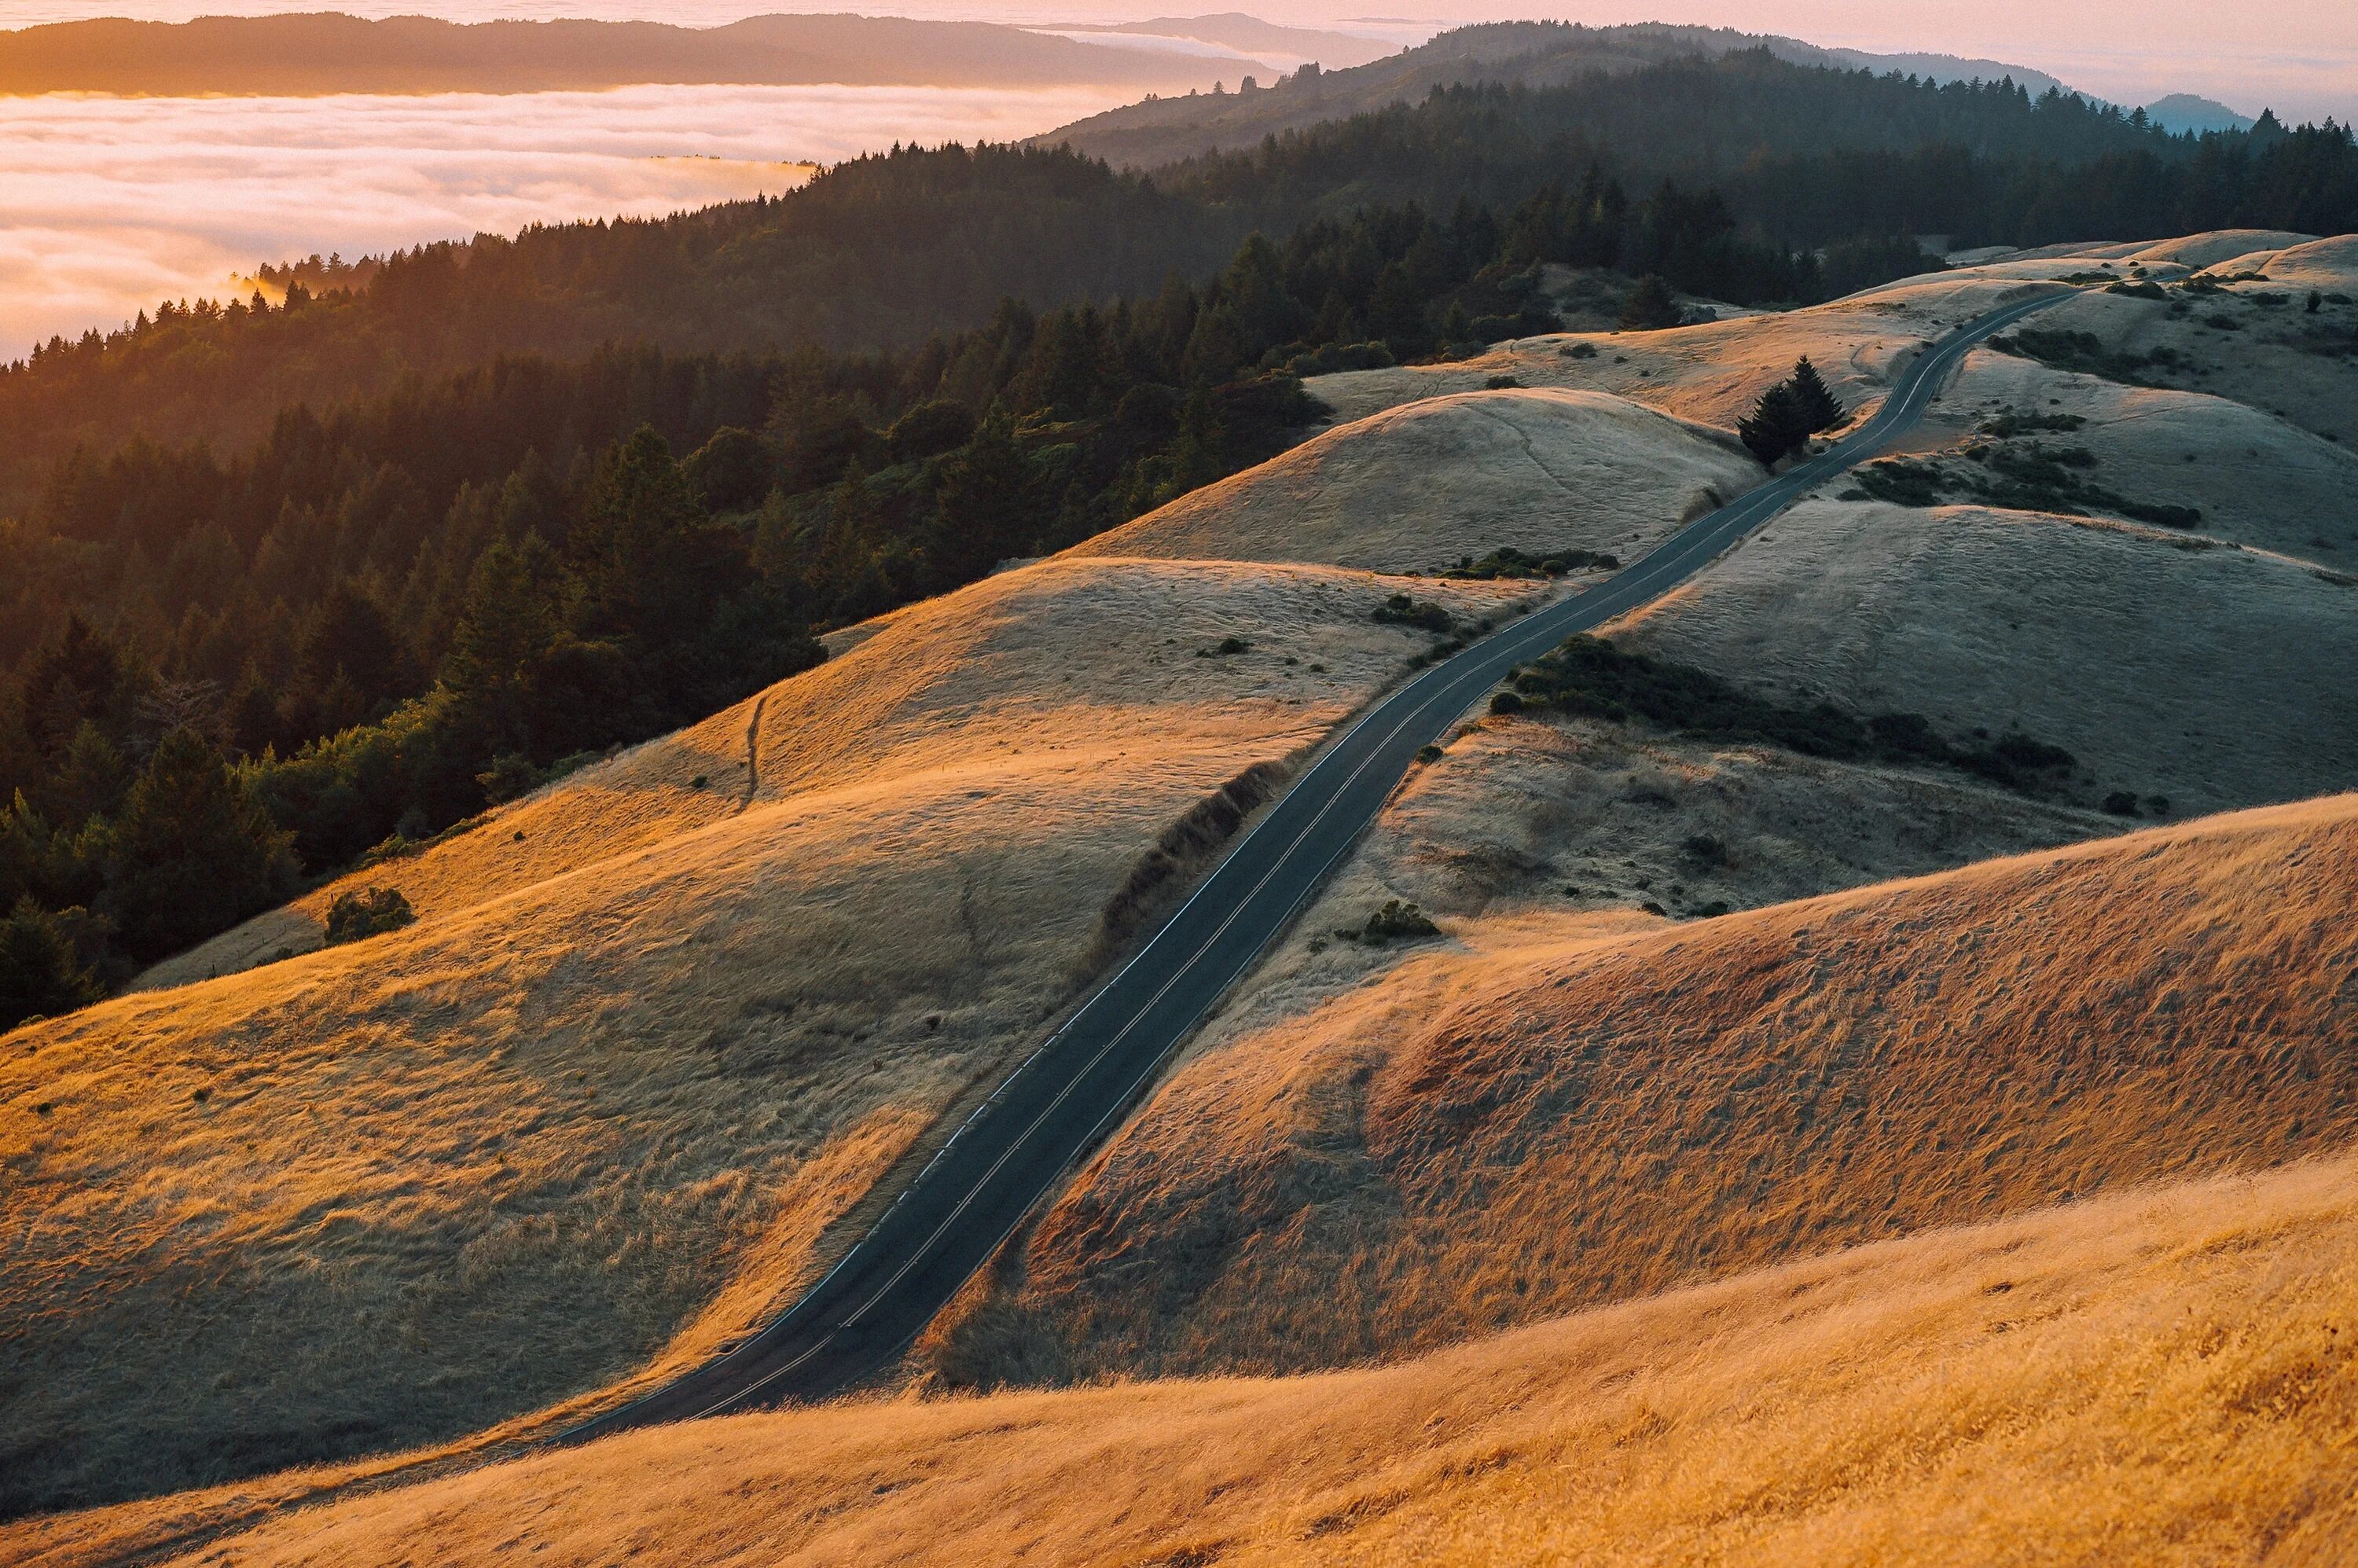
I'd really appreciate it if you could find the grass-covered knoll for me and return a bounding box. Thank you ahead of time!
[924,794,2358,1387]
[1063,387,1759,573]
[1605,494,2358,818]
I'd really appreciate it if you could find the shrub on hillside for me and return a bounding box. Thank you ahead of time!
[1342,899,1442,944]
[886,398,978,463]
[323,886,416,946]
[1438,546,1617,580]
[1372,593,1456,633]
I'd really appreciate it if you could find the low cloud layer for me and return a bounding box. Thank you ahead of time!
[0,81,1137,355]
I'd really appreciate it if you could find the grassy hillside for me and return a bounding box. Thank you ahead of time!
[920,237,2358,1389]
[9,230,2355,1544]
[17,1151,2356,1565]
[1063,387,1761,571]
[927,793,2358,1385]
[0,553,1530,1516]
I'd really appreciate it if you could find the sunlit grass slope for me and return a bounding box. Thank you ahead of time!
[17,1150,2355,1566]
[928,794,2358,1385]
[1062,386,1761,571]
[0,553,1528,1517]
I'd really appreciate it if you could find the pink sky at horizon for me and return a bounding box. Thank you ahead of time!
[2,1,2349,121]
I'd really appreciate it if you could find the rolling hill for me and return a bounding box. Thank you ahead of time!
[6,230,2358,1560]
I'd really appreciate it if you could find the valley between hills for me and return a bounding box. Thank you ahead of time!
[6,226,2356,1563]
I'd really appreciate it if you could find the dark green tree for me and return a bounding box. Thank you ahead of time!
[930,411,1033,580]
[42,721,130,832]
[1738,380,1811,467]
[298,581,409,711]
[0,895,105,1031]
[1618,273,1681,330]
[441,531,567,750]
[1787,356,1844,431]
[102,729,298,962]
[22,615,139,755]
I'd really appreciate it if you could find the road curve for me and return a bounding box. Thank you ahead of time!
[569,284,2069,1438]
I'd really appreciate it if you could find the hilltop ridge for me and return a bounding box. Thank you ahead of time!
[1032,19,2087,168]
[0,13,1252,97]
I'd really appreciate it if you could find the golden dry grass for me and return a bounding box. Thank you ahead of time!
[2040,242,2358,449]
[0,555,1530,1518]
[1891,346,2358,557]
[1303,266,2073,432]
[2123,228,2320,270]
[15,1148,2356,1567]
[1607,494,2358,819]
[1062,387,1761,571]
[1306,233,2357,452]
[14,226,2352,1541]
[927,794,2358,1385]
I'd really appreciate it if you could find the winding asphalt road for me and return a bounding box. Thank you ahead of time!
[570,284,2068,1438]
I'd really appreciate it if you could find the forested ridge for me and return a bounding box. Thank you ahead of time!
[4,40,2356,1027]
[7,46,2352,501]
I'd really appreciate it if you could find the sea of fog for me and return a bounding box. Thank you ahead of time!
[0,81,1147,356]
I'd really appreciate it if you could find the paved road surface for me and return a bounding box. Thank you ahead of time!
[570,285,2067,1438]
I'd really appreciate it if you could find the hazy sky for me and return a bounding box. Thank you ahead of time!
[3,1,2350,121]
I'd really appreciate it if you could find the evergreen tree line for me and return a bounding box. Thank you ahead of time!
[2,46,2349,503]
[1,194,1555,1026]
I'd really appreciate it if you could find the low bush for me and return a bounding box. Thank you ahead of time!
[1438,545,1618,580]
[1851,457,1946,506]
[1991,329,2185,384]
[1857,436,2202,528]
[1284,340,1395,377]
[323,886,416,946]
[1618,274,1681,330]
[1372,593,1456,633]
[1339,899,1442,944]
[1682,832,1729,865]
[1088,762,1287,968]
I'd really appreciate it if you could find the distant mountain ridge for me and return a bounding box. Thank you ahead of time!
[2146,92,2256,134]
[1034,20,2099,168]
[0,11,1251,96]
[1062,13,1395,72]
